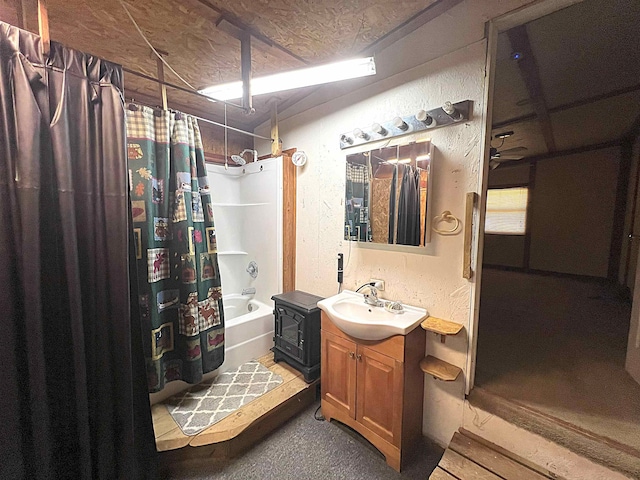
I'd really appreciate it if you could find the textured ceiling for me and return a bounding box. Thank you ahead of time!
[492,0,640,162]
[0,0,438,131]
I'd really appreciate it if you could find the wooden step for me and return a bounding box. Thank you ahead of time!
[467,387,640,479]
[152,353,317,453]
[430,429,556,479]
[421,316,463,343]
[420,355,462,381]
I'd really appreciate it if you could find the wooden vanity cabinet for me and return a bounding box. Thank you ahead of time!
[320,312,426,472]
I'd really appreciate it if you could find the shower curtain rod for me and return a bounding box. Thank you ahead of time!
[190,113,272,141]
[123,78,273,141]
[123,66,244,110]
[126,97,273,141]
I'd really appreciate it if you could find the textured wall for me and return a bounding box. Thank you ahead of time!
[255,0,535,446]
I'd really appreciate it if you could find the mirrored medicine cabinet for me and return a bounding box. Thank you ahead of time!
[344,140,433,248]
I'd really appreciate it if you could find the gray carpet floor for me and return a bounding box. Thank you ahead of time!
[161,401,443,479]
[476,269,640,452]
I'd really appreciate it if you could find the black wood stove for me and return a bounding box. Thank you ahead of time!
[271,290,323,383]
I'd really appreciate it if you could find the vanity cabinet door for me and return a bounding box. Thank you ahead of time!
[356,346,403,446]
[321,331,357,419]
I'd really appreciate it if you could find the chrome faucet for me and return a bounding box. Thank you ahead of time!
[355,283,383,307]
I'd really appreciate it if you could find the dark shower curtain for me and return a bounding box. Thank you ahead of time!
[0,22,156,479]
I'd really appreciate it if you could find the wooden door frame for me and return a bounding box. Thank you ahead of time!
[281,148,297,292]
[466,0,585,394]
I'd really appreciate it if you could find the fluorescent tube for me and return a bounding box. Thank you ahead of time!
[199,56,376,101]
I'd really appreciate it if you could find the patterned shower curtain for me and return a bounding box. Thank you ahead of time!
[126,105,225,393]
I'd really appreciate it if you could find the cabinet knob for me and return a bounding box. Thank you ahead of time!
[349,351,355,359]
[356,354,362,361]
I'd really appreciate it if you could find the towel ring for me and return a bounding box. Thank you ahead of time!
[432,210,461,235]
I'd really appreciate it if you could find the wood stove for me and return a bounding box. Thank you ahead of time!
[271,290,323,383]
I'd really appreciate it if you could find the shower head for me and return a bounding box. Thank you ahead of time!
[230,154,246,165]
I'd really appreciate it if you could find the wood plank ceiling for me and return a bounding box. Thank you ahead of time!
[491,0,640,163]
[0,0,440,131]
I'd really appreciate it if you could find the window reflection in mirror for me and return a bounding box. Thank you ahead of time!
[345,140,433,247]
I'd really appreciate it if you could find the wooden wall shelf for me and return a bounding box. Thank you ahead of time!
[421,316,463,343]
[420,355,462,382]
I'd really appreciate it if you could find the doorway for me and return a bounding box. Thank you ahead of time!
[473,0,640,463]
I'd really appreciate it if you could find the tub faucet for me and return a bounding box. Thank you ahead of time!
[242,287,256,296]
[355,283,383,307]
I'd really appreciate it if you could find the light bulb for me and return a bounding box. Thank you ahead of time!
[415,110,434,126]
[393,116,408,131]
[371,123,387,135]
[353,128,369,140]
[443,101,461,120]
[340,134,353,145]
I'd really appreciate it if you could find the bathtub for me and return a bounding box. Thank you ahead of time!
[220,294,275,374]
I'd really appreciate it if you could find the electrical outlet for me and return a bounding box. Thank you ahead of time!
[370,279,385,291]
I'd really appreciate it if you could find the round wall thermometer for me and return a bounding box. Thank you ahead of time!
[292,151,308,167]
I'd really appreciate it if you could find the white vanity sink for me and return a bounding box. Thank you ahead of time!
[317,290,428,341]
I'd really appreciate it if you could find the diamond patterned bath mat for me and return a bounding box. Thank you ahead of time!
[165,360,283,436]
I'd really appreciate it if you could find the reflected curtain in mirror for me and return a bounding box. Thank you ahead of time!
[345,141,433,247]
[345,156,372,241]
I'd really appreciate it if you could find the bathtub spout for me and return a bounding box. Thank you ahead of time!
[242,287,256,296]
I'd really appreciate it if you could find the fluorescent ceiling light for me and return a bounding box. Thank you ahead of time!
[199,56,376,101]
[387,159,411,164]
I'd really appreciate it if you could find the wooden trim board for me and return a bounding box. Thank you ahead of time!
[431,428,555,480]
[463,192,476,279]
[457,429,560,480]
[449,432,549,480]
[282,147,296,292]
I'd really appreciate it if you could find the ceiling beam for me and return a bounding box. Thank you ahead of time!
[361,0,464,55]
[498,139,622,168]
[194,0,309,65]
[507,25,556,152]
[493,82,640,130]
[240,32,252,112]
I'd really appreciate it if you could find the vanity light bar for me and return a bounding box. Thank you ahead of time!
[339,100,472,150]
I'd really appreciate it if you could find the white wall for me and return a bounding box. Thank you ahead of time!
[255,0,534,446]
[207,158,283,305]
